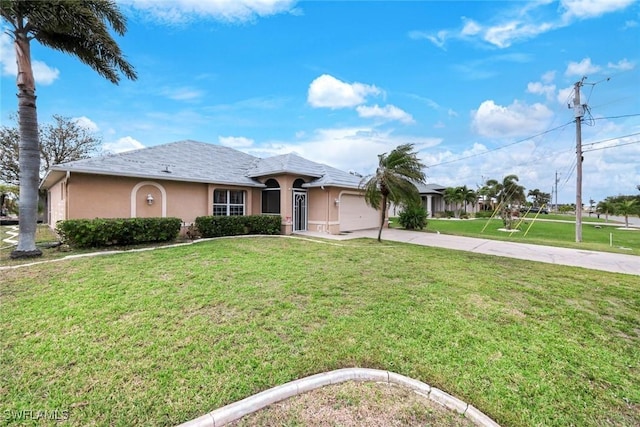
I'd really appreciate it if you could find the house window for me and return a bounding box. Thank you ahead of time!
[213,189,245,216]
[262,179,280,214]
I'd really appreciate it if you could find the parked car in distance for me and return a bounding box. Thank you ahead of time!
[520,207,549,214]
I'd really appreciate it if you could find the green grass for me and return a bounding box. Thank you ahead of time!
[414,218,640,256]
[1,237,638,426]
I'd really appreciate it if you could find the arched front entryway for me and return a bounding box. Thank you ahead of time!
[292,178,307,232]
[131,181,167,218]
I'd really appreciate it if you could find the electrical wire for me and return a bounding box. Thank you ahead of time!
[426,121,574,168]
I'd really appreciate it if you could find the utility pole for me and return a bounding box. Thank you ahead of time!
[572,77,586,242]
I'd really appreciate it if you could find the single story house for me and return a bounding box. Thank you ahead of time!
[415,182,447,217]
[40,140,384,235]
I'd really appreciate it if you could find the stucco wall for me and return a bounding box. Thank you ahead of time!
[66,173,211,224]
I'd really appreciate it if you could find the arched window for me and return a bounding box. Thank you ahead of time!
[262,179,280,214]
[293,178,306,189]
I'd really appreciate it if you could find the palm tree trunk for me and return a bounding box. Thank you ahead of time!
[377,194,387,242]
[11,34,42,258]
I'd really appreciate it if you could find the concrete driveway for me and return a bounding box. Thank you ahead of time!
[311,228,640,276]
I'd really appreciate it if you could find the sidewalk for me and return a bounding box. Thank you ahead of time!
[297,228,640,276]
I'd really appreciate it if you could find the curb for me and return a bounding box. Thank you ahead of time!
[176,368,500,427]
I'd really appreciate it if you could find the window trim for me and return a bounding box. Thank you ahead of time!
[213,189,245,216]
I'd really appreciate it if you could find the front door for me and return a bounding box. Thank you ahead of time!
[293,190,307,232]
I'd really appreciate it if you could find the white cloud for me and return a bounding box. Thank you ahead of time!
[557,85,575,105]
[218,135,254,147]
[244,127,441,176]
[356,104,414,124]
[73,116,100,132]
[461,17,482,36]
[416,0,634,49]
[472,100,554,138]
[0,32,60,85]
[527,81,556,101]
[560,0,635,20]
[607,58,634,71]
[124,0,298,24]
[103,136,145,153]
[565,58,601,77]
[160,86,204,101]
[307,74,381,109]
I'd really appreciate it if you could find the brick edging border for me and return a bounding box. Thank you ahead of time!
[177,368,500,427]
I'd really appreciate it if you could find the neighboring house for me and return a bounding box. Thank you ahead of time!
[415,182,447,217]
[40,140,382,235]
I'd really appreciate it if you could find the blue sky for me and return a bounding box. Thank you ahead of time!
[1,0,639,204]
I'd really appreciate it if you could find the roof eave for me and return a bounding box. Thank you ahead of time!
[42,168,266,188]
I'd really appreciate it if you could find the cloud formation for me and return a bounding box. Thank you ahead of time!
[0,32,60,85]
[307,74,381,109]
[103,136,145,153]
[414,0,634,49]
[124,0,298,24]
[356,104,414,124]
[472,100,554,138]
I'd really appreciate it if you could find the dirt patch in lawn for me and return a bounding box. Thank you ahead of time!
[231,381,477,427]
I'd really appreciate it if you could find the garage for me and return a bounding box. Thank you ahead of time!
[339,193,380,232]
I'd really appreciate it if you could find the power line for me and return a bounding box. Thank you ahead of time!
[426,121,574,168]
[583,139,640,153]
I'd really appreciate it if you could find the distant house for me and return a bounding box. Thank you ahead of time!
[40,140,383,235]
[415,182,447,217]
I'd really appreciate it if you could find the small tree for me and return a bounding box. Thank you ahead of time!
[1,114,102,184]
[615,200,638,228]
[362,144,426,242]
[398,200,427,230]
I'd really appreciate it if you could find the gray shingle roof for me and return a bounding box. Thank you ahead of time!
[42,140,263,187]
[40,140,365,190]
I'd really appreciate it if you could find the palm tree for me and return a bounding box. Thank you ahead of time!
[461,185,477,214]
[596,200,615,222]
[2,0,137,258]
[615,200,638,228]
[443,187,460,216]
[492,174,525,230]
[362,144,426,242]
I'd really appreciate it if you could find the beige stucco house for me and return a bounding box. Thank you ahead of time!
[40,140,383,235]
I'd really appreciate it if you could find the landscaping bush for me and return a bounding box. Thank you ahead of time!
[195,215,281,238]
[56,217,182,248]
[398,202,427,230]
[475,211,495,219]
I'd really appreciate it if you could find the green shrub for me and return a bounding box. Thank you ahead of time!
[56,217,182,248]
[398,202,427,230]
[474,211,495,219]
[195,215,281,238]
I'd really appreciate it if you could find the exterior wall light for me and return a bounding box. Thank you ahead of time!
[334,198,340,206]
[146,194,154,205]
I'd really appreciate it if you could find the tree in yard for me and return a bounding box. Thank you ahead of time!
[0,184,19,216]
[486,174,525,230]
[443,186,461,217]
[2,0,137,258]
[0,123,20,185]
[461,185,477,214]
[0,114,102,184]
[596,199,615,223]
[527,188,551,208]
[362,143,426,242]
[615,199,638,228]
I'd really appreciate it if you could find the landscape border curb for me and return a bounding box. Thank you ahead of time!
[176,368,500,427]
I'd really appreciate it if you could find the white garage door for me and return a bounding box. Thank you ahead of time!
[339,194,380,232]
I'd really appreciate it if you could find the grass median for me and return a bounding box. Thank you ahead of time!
[1,237,638,426]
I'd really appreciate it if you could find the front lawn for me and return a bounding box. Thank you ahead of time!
[1,237,638,426]
[417,218,640,255]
